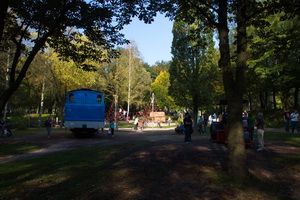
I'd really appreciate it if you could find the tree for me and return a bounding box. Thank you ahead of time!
[139,0,252,178]
[145,61,171,81]
[169,18,217,123]
[248,13,300,110]
[0,0,158,115]
[151,71,175,111]
[103,43,152,115]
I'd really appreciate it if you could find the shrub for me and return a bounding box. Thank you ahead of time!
[9,116,30,130]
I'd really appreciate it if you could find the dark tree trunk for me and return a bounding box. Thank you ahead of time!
[281,88,291,110]
[294,87,299,109]
[265,91,268,110]
[217,0,248,179]
[259,92,265,110]
[0,0,9,43]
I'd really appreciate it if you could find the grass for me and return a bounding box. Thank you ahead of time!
[0,142,151,200]
[0,142,40,157]
[0,140,295,200]
[263,130,300,147]
[1,126,299,199]
[0,132,299,199]
[12,128,47,137]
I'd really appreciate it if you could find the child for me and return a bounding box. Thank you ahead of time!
[109,120,115,136]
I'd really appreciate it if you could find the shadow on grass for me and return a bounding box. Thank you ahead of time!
[0,136,299,199]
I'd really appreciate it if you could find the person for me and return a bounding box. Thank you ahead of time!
[283,109,291,132]
[157,120,162,128]
[290,110,299,134]
[134,117,139,131]
[255,112,265,151]
[45,117,52,138]
[167,117,171,126]
[183,113,193,143]
[218,112,223,123]
[139,119,144,130]
[203,113,208,134]
[197,115,203,134]
[175,122,184,134]
[243,109,248,118]
[109,120,115,136]
[247,113,255,142]
[212,113,217,122]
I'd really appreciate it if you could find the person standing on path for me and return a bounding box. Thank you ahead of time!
[255,113,265,151]
[183,113,193,143]
[290,110,299,134]
[109,120,115,136]
[283,109,291,132]
[247,113,255,142]
[45,117,52,138]
[203,113,208,134]
[134,116,139,131]
[197,115,203,134]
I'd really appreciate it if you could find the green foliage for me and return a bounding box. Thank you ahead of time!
[247,13,300,110]
[177,117,183,124]
[8,116,29,130]
[103,44,152,111]
[145,61,171,81]
[169,19,218,112]
[151,71,175,111]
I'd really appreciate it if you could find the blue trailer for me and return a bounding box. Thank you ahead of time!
[64,88,105,133]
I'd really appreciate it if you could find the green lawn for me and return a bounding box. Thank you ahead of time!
[263,130,300,147]
[0,132,299,199]
[0,142,40,157]
[0,142,151,199]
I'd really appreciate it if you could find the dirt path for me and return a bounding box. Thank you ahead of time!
[0,128,198,164]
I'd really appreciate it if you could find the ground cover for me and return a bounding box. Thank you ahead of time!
[0,128,299,200]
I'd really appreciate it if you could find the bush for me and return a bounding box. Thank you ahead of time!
[9,116,30,130]
[177,117,183,124]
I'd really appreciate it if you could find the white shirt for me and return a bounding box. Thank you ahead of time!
[134,118,139,124]
[291,113,299,122]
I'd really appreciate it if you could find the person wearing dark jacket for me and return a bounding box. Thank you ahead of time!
[183,114,193,143]
[45,117,52,138]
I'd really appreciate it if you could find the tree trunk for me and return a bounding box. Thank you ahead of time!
[0,30,52,114]
[0,0,9,43]
[217,0,248,179]
[259,92,265,110]
[280,88,291,110]
[265,91,268,110]
[294,87,299,109]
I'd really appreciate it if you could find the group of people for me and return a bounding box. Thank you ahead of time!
[133,116,147,130]
[284,109,299,134]
[181,111,266,151]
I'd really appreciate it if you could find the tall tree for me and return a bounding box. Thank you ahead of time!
[248,13,300,110]
[103,43,151,114]
[0,0,158,114]
[151,71,175,111]
[144,0,253,178]
[169,18,217,123]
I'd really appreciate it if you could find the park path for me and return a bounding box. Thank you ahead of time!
[0,128,213,164]
[0,127,290,164]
